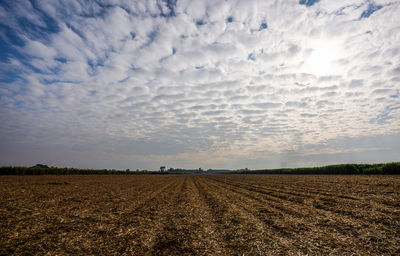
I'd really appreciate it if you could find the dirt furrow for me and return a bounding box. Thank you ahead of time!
[214,175,400,211]
[1,175,399,256]
[208,176,399,228]
[203,176,399,255]
[195,176,294,255]
[125,177,185,255]
[1,176,180,255]
[200,177,361,255]
[149,176,227,255]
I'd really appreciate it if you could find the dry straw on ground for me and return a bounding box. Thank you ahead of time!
[1,175,399,255]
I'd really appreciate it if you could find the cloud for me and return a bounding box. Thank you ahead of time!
[251,102,282,109]
[0,0,400,169]
[349,79,363,88]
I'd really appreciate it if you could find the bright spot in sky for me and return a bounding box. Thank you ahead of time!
[303,40,343,76]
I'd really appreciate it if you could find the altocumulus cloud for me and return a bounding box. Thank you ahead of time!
[0,0,399,170]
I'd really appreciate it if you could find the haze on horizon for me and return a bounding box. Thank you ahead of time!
[0,0,399,171]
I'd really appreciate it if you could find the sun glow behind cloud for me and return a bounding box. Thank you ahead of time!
[0,0,399,170]
[302,39,345,76]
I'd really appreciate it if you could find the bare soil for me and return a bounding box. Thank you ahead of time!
[1,175,399,255]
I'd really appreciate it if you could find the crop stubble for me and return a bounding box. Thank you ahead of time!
[1,175,399,255]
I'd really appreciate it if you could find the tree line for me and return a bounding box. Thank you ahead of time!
[1,162,399,175]
[0,166,183,175]
[229,162,400,175]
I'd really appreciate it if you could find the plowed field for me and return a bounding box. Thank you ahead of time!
[1,175,399,255]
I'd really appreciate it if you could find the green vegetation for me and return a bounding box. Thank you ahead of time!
[230,162,400,175]
[0,166,187,175]
[1,162,399,175]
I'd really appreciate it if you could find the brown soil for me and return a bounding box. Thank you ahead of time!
[1,175,399,255]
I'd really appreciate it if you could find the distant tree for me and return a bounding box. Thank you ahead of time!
[160,166,166,172]
[32,164,49,168]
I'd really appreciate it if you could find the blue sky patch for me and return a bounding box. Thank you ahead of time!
[370,105,400,125]
[259,22,268,31]
[196,20,206,26]
[248,53,256,61]
[360,3,383,19]
[299,0,320,7]
[159,0,177,17]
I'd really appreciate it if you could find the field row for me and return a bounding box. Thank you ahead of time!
[1,175,399,255]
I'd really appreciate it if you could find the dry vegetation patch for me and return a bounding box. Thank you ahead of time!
[1,175,399,255]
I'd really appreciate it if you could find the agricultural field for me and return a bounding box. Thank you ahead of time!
[1,175,399,255]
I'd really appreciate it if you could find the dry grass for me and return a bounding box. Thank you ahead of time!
[1,175,399,255]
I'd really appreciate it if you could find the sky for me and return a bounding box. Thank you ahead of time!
[0,0,399,170]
